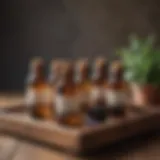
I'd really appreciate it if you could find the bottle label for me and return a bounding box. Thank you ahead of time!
[55,94,80,116]
[25,88,36,107]
[36,88,53,104]
[77,90,90,105]
[90,87,105,102]
[106,90,126,107]
[25,87,53,107]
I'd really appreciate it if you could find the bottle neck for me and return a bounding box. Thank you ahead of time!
[27,71,45,85]
[63,72,75,86]
[75,71,89,84]
[48,71,59,85]
[92,69,107,85]
[108,71,124,89]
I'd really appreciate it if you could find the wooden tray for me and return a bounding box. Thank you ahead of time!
[0,107,159,155]
[0,93,24,113]
[132,105,160,114]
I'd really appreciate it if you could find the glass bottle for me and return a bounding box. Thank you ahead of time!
[86,58,108,125]
[25,58,53,120]
[90,58,109,102]
[48,60,61,87]
[74,59,92,112]
[54,62,84,127]
[92,58,108,87]
[106,60,127,117]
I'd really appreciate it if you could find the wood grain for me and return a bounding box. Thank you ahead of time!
[0,93,159,159]
[80,110,159,152]
[0,135,19,160]
[0,113,81,153]
[0,93,24,113]
[0,108,159,155]
[12,141,80,160]
[10,132,160,160]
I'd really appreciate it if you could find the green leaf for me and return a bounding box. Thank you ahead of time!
[118,35,160,85]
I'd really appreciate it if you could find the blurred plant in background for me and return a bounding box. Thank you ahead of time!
[118,35,160,86]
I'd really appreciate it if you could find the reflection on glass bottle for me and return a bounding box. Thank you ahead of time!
[25,58,53,120]
[86,58,108,125]
[74,59,92,112]
[55,63,84,127]
[48,60,61,87]
[106,60,127,117]
[90,58,108,103]
[91,58,108,87]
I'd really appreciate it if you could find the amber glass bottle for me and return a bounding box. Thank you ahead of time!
[90,58,109,102]
[107,60,127,116]
[48,60,61,87]
[86,58,108,125]
[74,59,92,112]
[92,58,108,87]
[54,62,84,127]
[25,58,53,120]
[48,60,63,120]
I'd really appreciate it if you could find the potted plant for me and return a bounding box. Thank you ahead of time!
[118,35,160,106]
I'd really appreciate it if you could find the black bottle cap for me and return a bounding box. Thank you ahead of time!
[87,103,107,122]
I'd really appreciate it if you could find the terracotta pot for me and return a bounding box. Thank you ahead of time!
[131,83,160,106]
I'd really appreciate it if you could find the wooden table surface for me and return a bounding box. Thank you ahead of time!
[0,93,160,160]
